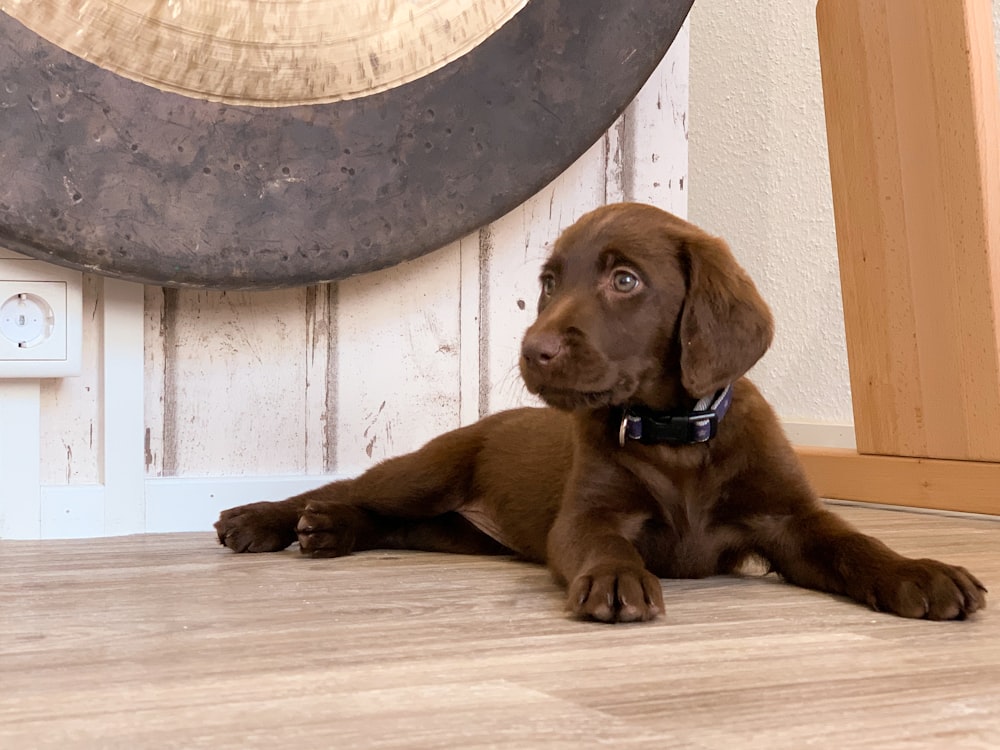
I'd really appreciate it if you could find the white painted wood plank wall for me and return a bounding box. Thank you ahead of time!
[1,24,690,538]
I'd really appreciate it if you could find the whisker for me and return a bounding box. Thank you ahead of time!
[489,363,540,412]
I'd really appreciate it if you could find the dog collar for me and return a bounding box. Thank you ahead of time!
[616,384,734,447]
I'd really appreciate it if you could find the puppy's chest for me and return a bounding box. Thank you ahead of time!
[622,457,738,577]
[639,509,742,579]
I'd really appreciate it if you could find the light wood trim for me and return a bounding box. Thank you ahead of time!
[816,0,1000,461]
[796,446,1000,516]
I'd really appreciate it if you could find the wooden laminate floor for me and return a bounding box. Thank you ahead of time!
[2,503,999,749]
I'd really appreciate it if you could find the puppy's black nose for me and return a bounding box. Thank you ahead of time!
[521,331,563,367]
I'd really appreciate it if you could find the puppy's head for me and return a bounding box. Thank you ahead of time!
[519,203,773,412]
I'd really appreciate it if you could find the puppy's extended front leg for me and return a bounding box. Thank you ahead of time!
[760,508,987,620]
[214,482,393,555]
[547,509,664,623]
[215,495,310,553]
[216,421,489,556]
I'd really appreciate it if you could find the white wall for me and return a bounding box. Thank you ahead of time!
[688,0,1000,440]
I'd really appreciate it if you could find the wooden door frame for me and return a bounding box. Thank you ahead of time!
[801,0,1000,516]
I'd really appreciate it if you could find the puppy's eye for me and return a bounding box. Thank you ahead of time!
[540,274,556,296]
[611,268,641,293]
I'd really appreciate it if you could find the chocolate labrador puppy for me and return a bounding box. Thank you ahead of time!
[216,202,986,622]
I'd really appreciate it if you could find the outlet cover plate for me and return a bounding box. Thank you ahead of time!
[0,256,82,377]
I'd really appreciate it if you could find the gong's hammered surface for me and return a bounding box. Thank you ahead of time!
[0,1,693,288]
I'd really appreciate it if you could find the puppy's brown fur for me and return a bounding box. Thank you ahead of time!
[216,203,986,622]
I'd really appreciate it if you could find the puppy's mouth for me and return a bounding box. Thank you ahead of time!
[525,378,635,411]
[519,351,639,411]
[532,386,616,411]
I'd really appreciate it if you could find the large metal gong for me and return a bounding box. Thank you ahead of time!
[0,1,694,289]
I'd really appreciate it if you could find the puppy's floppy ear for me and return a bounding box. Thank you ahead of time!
[678,233,774,397]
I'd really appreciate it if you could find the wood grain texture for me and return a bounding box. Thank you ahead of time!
[38,273,102,485]
[817,0,1000,461]
[143,286,168,477]
[614,24,690,217]
[335,244,464,470]
[484,141,606,414]
[157,288,316,476]
[304,284,336,474]
[1,504,998,748]
[797,447,1000,516]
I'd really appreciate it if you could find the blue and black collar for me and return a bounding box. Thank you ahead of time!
[614,384,734,447]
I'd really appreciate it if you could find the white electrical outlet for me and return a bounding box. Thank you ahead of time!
[0,253,83,378]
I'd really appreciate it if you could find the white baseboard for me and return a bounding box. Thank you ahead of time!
[144,474,346,534]
[28,474,348,540]
[40,485,106,539]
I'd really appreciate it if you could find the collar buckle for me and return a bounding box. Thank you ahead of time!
[618,413,643,448]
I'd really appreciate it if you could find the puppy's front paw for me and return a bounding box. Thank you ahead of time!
[296,504,368,558]
[866,559,987,620]
[215,502,298,553]
[567,565,664,623]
